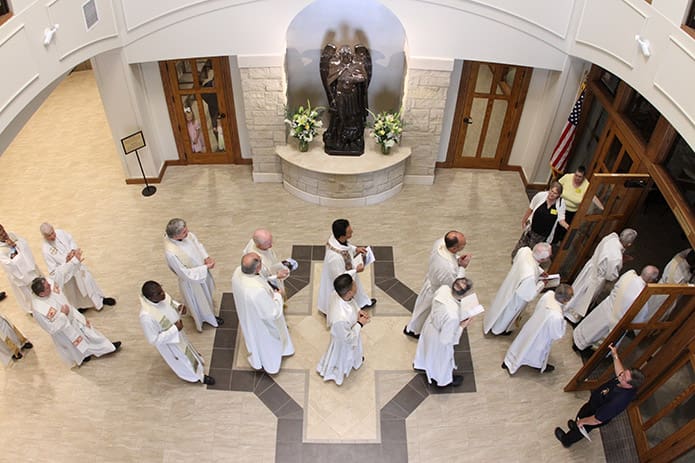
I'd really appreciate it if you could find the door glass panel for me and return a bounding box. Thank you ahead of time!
[617,153,634,173]
[461,98,486,157]
[198,59,214,87]
[604,136,622,171]
[623,92,659,143]
[474,65,492,93]
[481,100,507,158]
[176,60,194,90]
[504,67,516,87]
[640,362,695,448]
[571,100,608,172]
[181,95,207,153]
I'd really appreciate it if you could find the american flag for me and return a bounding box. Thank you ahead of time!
[549,88,586,174]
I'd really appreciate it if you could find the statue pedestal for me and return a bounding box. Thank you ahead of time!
[276,143,411,206]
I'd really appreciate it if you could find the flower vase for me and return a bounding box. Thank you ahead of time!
[380,144,391,155]
[298,140,309,152]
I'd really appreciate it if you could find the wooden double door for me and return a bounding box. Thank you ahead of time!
[159,56,242,164]
[444,61,532,169]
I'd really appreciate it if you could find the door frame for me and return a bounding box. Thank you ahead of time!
[159,56,245,165]
[441,61,532,169]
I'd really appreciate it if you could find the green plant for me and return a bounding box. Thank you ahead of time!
[285,101,323,144]
[368,110,403,148]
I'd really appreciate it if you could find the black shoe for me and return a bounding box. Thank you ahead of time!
[203,375,215,385]
[112,341,122,351]
[572,342,582,353]
[564,317,578,329]
[82,355,92,363]
[361,298,377,310]
[554,428,570,448]
[0,291,6,301]
[451,375,464,387]
[501,362,508,370]
[568,419,578,432]
[22,341,33,350]
[498,330,513,336]
[215,316,224,326]
[12,352,23,360]
[543,364,555,373]
[403,326,420,339]
[77,308,89,314]
[102,297,116,306]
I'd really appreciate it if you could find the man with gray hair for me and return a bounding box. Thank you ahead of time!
[231,252,294,374]
[40,223,116,312]
[503,283,573,374]
[564,228,637,324]
[164,218,222,332]
[243,229,293,296]
[484,242,552,336]
[573,265,659,353]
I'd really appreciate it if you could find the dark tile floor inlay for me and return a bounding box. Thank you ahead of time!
[208,245,477,462]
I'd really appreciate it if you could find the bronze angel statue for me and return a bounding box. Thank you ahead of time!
[320,43,372,155]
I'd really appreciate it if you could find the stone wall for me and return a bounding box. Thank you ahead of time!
[401,68,452,178]
[239,66,287,176]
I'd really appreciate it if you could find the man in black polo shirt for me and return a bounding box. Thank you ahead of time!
[554,343,645,448]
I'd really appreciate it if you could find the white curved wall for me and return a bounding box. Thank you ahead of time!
[0,0,693,183]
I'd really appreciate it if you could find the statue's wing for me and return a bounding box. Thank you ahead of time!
[320,44,337,104]
[355,44,372,86]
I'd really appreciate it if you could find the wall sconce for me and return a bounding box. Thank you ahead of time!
[635,35,651,57]
[43,24,59,46]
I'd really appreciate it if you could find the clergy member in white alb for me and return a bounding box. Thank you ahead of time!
[403,231,471,339]
[564,229,636,324]
[483,242,551,336]
[573,266,659,352]
[30,277,121,367]
[164,218,223,332]
[0,312,33,365]
[635,248,695,324]
[243,228,292,296]
[140,280,215,385]
[502,284,573,375]
[414,278,477,388]
[40,223,116,311]
[317,274,371,385]
[232,253,294,374]
[318,219,375,316]
[0,224,42,314]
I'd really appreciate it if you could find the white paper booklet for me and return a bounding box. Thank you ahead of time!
[459,292,485,321]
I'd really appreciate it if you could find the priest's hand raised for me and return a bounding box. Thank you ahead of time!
[175,320,183,331]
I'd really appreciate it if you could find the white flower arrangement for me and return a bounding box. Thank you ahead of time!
[369,110,403,150]
[285,101,323,146]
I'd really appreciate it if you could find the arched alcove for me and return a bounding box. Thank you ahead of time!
[285,0,406,115]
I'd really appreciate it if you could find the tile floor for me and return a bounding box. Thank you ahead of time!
[0,70,625,462]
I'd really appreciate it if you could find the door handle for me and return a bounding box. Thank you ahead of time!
[463,117,473,124]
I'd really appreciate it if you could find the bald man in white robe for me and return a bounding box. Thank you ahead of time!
[243,229,291,295]
[232,253,294,374]
[635,249,694,324]
[573,266,659,351]
[40,223,116,312]
[404,231,470,338]
[503,284,573,374]
[483,243,551,336]
[564,229,636,324]
[0,224,42,314]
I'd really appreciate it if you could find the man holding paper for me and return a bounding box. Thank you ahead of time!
[414,278,482,388]
[243,228,297,297]
[502,284,573,374]
[317,219,375,315]
[139,280,215,385]
[484,243,552,336]
[404,231,471,338]
[554,344,644,448]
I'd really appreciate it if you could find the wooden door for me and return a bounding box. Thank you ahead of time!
[549,173,650,281]
[159,57,241,164]
[445,61,532,169]
[589,121,645,175]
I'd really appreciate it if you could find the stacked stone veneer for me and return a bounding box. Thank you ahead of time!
[280,160,405,199]
[240,65,452,183]
[401,68,452,178]
[239,66,286,176]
